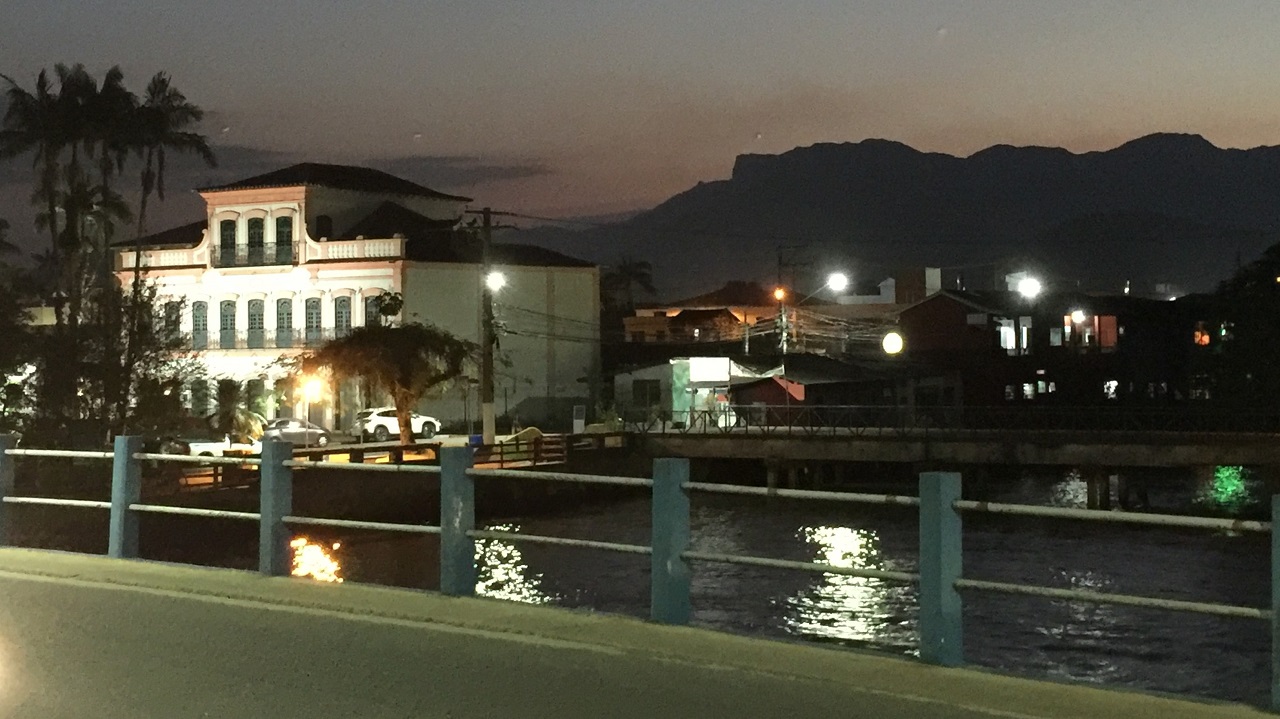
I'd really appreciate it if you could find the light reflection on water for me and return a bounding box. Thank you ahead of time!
[290,537,343,583]
[474,523,556,604]
[781,525,917,653]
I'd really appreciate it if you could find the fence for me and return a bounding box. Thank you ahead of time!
[0,434,1276,709]
[622,404,1280,436]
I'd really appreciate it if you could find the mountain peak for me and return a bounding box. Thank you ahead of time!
[1112,132,1219,154]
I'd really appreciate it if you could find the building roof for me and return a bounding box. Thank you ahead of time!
[666,281,774,308]
[669,308,740,326]
[111,220,206,249]
[199,162,473,202]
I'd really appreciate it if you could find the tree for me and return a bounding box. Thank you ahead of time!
[301,323,477,444]
[1203,241,1280,405]
[601,256,657,314]
[209,379,264,444]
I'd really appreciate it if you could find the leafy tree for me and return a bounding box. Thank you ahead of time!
[301,323,477,444]
[1204,241,1280,405]
[209,379,264,444]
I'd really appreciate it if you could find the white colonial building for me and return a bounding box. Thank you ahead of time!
[116,163,600,432]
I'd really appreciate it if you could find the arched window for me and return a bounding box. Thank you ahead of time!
[219,220,236,266]
[304,297,321,346]
[364,295,382,327]
[275,217,293,263]
[220,300,236,349]
[247,218,264,264]
[191,301,208,350]
[314,215,332,239]
[247,299,264,348]
[335,296,351,338]
[276,298,293,348]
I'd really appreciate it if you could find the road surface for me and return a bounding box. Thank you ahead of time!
[0,549,1265,718]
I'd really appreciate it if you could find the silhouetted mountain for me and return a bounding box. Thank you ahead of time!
[506,133,1279,298]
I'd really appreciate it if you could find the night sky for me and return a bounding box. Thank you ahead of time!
[5,1,1280,235]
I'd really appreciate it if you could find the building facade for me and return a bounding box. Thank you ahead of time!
[116,163,600,432]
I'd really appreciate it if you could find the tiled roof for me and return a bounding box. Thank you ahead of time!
[110,220,206,249]
[199,162,473,202]
[667,281,773,308]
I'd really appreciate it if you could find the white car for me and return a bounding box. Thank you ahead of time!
[179,433,261,457]
[352,407,441,442]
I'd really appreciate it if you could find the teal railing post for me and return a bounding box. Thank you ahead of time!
[440,446,476,596]
[259,440,293,576]
[0,434,14,545]
[919,471,963,666]
[108,435,143,559]
[1272,493,1280,712]
[651,457,691,624]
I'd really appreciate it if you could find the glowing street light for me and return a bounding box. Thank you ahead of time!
[882,331,904,355]
[485,271,506,292]
[1016,277,1042,299]
[773,287,787,302]
[826,272,849,293]
[1070,309,1087,324]
[301,376,324,403]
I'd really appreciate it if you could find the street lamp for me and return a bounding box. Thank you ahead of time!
[882,331,904,355]
[825,272,849,294]
[1070,309,1087,324]
[1016,277,1042,299]
[485,271,506,292]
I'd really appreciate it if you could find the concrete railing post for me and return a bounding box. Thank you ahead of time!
[440,446,476,596]
[651,457,691,625]
[919,471,963,666]
[0,434,15,546]
[109,435,143,559]
[1271,493,1280,712]
[259,440,293,576]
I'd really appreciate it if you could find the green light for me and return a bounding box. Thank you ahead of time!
[1211,465,1249,507]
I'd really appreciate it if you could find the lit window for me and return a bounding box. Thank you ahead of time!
[1103,380,1119,400]
[1022,383,1035,400]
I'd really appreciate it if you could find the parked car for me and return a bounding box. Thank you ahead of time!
[352,407,441,442]
[261,418,331,447]
[173,429,261,457]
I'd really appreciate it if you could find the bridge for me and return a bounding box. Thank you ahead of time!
[0,435,1276,716]
[0,549,1262,718]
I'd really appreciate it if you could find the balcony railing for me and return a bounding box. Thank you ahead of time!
[211,243,296,269]
[187,328,349,351]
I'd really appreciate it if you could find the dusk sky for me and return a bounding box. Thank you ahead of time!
[6,1,1280,228]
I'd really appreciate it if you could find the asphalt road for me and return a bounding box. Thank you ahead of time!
[0,551,1266,719]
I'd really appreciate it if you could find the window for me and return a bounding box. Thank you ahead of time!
[1049,327,1062,347]
[276,298,293,348]
[247,299,264,349]
[219,219,236,262]
[314,215,333,239]
[632,379,662,408]
[364,295,382,327]
[998,318,1016,354]
[191,301,208,350]
[220,300,236,349]
[335,296,351,338]
[1103,380,1119,400]
[247,218,264,264]
[275,217,293,263]
[305,297,321,345]
[1097,315,1118,350]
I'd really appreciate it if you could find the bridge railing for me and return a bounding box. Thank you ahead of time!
[621,404,1280,435]
[1,434,1277,709]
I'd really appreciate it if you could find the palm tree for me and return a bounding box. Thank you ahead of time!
[302,323,477,445]
[133,72,215,243]
[0,69,66,325]
[602,256,657,313]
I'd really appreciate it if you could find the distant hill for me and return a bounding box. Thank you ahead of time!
[505,133,1280,299]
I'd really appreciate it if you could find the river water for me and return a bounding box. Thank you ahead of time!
[279,466,1272,706]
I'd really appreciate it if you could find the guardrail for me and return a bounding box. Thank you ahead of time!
[621,404,1280,436]
[0,434,1276,709]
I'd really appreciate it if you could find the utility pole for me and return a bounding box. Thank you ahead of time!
[480,207,497,445]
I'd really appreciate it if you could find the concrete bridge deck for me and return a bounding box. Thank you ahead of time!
[0,549,1265,718]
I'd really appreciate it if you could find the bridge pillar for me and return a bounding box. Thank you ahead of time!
[765,461,779,493]
[440,446,476,596]
[0,434,13,545]
[1116,472,1149,511]
[109,436,143,559]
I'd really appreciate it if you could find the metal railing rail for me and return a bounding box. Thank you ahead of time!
[621,404,1280,437]
[2,433,1280,709]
